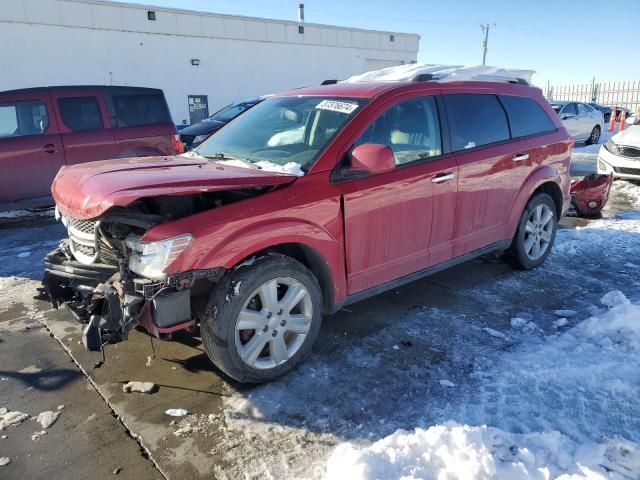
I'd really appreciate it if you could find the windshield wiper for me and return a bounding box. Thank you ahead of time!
[202,152,258,169]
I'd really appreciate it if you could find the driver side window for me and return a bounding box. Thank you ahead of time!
[355,96,442,165]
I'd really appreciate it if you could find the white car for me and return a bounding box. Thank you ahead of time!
[598,125,640,179]
[550,101,604,145]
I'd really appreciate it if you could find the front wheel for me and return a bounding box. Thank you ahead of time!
[505,193,558,270]
[201,254,323,383]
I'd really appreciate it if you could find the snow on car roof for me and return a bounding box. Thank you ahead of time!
[342,64,535,85]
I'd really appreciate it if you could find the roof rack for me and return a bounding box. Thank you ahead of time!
[343,65,535,86]
[411,73,529,85]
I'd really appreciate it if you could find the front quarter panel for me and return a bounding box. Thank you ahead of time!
[143,174,348,303]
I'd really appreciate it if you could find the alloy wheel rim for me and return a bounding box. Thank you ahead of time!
[234,277,313,370]
[591,127,600,143]
[524,204,554,260]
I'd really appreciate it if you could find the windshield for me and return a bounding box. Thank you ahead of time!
[205,103,253,123]
[195,96,364,171]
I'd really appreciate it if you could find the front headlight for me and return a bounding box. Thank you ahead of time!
[604,139,620,156]
[126,234,192,280]
[192,134,209,144]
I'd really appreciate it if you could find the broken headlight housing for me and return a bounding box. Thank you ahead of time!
[126,234,192,280]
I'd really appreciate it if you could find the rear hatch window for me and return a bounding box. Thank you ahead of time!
[110,93,171,127]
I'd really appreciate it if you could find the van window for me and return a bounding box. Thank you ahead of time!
[111,94,171,127]
[0,101,48,138]
[499,95,556,138]
[444,94,510,151]
[355,96,442,165]
[58,96,103,132]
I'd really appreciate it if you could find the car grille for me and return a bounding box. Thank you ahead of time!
[618,146,640,158]
[67,219,98,264]
[613,166,640,176]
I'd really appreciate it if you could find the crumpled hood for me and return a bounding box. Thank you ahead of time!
[52,156,297,220]
[612,125,640,146]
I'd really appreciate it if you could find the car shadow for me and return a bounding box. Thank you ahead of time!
[0,368,82,391]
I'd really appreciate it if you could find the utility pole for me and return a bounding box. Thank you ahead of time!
[480,23,496,66]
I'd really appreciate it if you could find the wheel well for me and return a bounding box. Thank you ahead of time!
[533,181,563,217]
[241,243,335,313]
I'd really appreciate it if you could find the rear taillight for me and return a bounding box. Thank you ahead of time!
[172,134,185,154]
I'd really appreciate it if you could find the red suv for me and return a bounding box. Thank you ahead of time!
[0,86,182,210]
[42,77,572,383]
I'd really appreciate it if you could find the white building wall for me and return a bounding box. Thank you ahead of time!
[0,0,420,124]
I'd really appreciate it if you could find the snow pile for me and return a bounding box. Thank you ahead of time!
[326,422,639,480]
[325,292,640,479]
[0,408,29,430]
[122,381,156,394]
[212,157,305,176]
[36,410,61,429]
[254,160,305,177]
[343,64,534,85]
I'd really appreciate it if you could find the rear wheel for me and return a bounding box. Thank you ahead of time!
[201,254,322,383]
[585,125,601,145]
[505,193,557,270]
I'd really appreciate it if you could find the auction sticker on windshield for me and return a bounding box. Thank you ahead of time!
[316,100,359,114]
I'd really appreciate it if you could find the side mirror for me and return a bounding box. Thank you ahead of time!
[350,144,395,175]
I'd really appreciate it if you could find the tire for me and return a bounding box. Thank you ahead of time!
[201,253,323,383]
[585,125,601,145]
[504,193,558,270]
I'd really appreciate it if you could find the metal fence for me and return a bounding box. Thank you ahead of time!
[543,80,640,113]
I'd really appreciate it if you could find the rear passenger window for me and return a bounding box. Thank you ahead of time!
[111,94,171,127]
[577,103,590,115]
[444,94,509,151]
[355,96,442,165]
[499,95,556,138]
[58,97,103,132]
[0,101,48,138]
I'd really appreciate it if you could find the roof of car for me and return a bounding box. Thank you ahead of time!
[277,79,541,100]
[549,100,588,105]
[1,85,164,95]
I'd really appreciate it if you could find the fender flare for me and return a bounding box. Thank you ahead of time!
[190,219,347,305]
[506,165,562,236]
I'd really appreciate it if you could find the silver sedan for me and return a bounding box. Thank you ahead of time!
[549,101,604,145]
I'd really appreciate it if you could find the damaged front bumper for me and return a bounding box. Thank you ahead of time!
[41,242,222,351]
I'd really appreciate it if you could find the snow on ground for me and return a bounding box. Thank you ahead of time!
[327,294,640,479]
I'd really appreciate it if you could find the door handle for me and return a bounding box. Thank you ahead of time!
[512,153,530,162]
[431,172,455,183]
[43,144,56,154]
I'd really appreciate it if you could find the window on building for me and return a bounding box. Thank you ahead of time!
[111,94,171,127]
[58,96,103,132]
[0,101,48,138]
[355,96,442,165]
[499,95,556,138]
[444,94,510,151]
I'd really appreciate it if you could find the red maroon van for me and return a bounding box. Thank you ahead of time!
[0,86,182,210]
[43,75,572,383]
